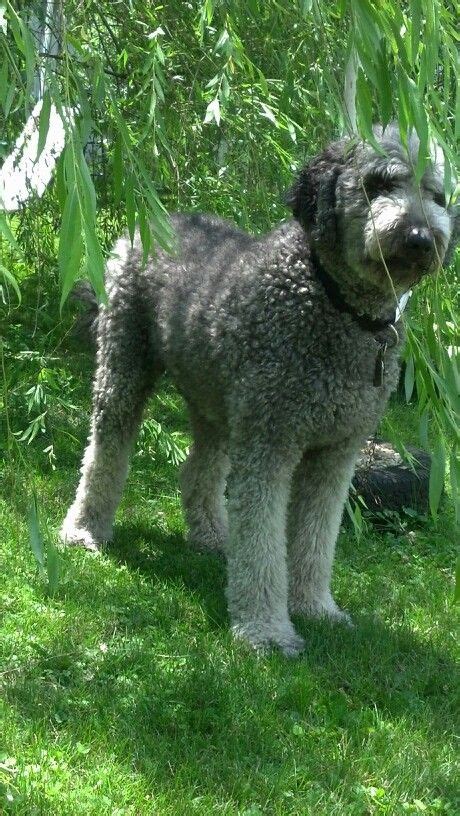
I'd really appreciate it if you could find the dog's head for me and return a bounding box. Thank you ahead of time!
[287,125,459,295]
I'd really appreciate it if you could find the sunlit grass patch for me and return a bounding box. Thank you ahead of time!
[1,383,458,815]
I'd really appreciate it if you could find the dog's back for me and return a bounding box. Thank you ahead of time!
[101,213,270,405]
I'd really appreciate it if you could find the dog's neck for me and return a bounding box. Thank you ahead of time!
[310,249,400,331]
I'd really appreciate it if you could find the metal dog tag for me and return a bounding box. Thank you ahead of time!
[374,342,387,387]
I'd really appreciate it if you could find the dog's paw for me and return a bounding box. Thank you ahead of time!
[231,619,306,658]
[60,516,107,552]
[290,595,353,626]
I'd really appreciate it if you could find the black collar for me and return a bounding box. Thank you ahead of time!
[311,251,396,334]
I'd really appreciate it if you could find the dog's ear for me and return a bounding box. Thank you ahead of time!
[286,143,345,244]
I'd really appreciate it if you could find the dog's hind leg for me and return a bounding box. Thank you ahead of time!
[287,441,360,623]
[61,300,156,550]
[180,412,229,552]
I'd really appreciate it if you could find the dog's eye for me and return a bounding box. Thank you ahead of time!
[433,191,445,208]
[364,176,395,200]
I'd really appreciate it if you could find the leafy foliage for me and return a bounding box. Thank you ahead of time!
[0,1,458,527]
[28,490,61,596]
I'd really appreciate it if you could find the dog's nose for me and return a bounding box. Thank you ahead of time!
[406,227,434,254]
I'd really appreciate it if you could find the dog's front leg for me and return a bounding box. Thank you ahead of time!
[225,441,305,657]
[287,440,361,623]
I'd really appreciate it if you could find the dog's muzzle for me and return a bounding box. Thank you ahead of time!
[403,226,440,274]
[387,227,438,280]
[405,226,435,257]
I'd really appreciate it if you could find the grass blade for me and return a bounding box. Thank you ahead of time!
[46,538,60,597]
[28,493,45,575]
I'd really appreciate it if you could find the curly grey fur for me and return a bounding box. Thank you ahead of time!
[62,125,458,656]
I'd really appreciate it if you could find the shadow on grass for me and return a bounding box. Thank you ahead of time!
[110,522,228,629]
[4,517,458,809]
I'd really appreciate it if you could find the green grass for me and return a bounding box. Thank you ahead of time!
[1,379,458,815]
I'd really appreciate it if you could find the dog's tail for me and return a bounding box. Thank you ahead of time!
[70,281,99,348]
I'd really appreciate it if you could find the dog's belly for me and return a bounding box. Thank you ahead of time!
[157,319,233,426]
[169,361,230,427]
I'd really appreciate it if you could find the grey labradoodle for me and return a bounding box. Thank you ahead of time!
[62,124,458,656]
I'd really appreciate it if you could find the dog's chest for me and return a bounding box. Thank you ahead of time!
[303,336,400,442]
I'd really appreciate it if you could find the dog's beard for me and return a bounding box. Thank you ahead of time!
[373,255,439,288]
